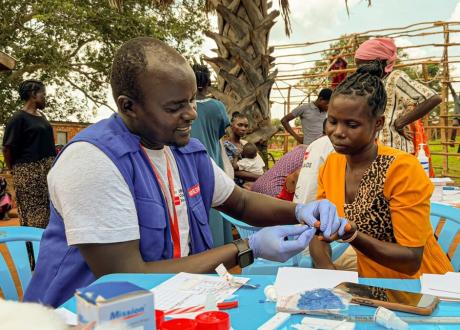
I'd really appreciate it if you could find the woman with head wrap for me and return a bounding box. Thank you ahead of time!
[355,38,441,175]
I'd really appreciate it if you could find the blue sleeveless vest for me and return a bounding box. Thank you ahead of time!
[24,114,215,307]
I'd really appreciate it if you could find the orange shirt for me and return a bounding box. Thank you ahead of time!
[317,145,453,278]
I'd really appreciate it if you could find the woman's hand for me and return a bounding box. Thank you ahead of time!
[317,220,356,243]
[393,119,414,141]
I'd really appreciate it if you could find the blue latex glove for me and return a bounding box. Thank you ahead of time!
[295,200,347,239]
[248,225,316,262]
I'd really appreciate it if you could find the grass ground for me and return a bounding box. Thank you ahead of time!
[429,140,460,180]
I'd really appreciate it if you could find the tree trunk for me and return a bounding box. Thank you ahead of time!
[205,0,281,162]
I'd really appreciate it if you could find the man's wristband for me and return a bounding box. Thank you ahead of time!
[232,238,254,268]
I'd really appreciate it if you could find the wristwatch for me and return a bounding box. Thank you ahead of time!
[232,238,254,268]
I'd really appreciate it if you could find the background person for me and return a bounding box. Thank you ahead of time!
[281,88,332,146]
[447,82,460,149]
[354,38,441,176]
[293,120,334,204]
[251,144,307,199]
[190,64,233,246]
[224,112,264,186]
[2,80,56,267]
[191,64,230,169]
[310,62,453,278]
[233,142,265,176]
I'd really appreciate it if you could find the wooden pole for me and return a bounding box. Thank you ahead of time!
[441,23,450,175]
[284,86,292,154]
[421,63,431,139]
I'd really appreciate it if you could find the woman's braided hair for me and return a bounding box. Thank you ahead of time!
[333,60,387,117]
[18,79,45,101]
[192,64,211,91]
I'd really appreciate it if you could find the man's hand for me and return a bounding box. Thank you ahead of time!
[248,225,315,262]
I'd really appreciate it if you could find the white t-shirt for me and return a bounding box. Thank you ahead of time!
[237,157,265,175]
[48,142,235,257]
[293,136,334,204]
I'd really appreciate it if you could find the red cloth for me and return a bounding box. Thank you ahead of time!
[276,184,294,201]
[331,58,348,88]
[411,120,435,177]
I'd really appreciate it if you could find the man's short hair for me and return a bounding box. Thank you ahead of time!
[110,37,184,103]
[318,88,333,101]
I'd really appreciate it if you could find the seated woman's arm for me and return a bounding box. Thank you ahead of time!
[309,236,335,269]
[341,225,423,275]
[235,170,260,182]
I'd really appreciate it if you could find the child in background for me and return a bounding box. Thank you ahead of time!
[0,177,12,220]
[232,142,265,176]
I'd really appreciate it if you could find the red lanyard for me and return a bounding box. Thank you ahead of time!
[141,146,181,258]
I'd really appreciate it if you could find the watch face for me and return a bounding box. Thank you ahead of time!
[239,251,254,268]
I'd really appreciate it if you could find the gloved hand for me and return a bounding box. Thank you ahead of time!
[248,225,316,263]
[295,200,348,239]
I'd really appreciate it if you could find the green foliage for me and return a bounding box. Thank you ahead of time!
[271,118,281,127]
[294,117,301,127]
[0,0,208,125]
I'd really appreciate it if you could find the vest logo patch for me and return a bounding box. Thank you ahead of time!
[188,184,200,198]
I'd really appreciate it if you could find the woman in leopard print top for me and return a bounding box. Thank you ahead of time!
[310,62,453,279]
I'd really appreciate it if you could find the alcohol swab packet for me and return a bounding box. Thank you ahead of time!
[215,264,260,289]
[374,307,408,330]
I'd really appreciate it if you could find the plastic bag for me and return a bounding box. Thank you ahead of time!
[277,288,351,315]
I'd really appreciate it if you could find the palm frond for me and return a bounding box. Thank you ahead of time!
[345,0,372,16]
[279,0,292,37]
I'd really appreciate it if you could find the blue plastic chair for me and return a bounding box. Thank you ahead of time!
[219,212,348,274]
[430,202,460,271]
[0,226,44,300]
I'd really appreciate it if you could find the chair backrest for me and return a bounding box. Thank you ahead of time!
[430,202,460,271]
[219,212,260,239]
[0,226,44,300]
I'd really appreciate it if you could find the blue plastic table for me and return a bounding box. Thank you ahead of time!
[61,274,460,329]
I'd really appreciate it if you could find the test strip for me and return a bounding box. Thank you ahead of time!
[257,312,291,330]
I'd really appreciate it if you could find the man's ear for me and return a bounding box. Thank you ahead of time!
[117,95,137,118]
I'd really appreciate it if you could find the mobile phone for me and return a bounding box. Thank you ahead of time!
[335,282,439,315]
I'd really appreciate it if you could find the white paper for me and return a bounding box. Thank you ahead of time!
[151,272,249,314]
[430,178,453,185]
[274,267,358,297]
[54,307,78,326]
[421,273,460,300]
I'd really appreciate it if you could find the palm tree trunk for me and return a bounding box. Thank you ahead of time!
[205,0,282,161]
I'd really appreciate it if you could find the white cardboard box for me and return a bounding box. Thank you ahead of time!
[76,281,155,329]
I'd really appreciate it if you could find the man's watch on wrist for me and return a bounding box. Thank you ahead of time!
[232,238,254,268]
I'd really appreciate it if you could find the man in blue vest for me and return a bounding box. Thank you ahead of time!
[24,37,348,308]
